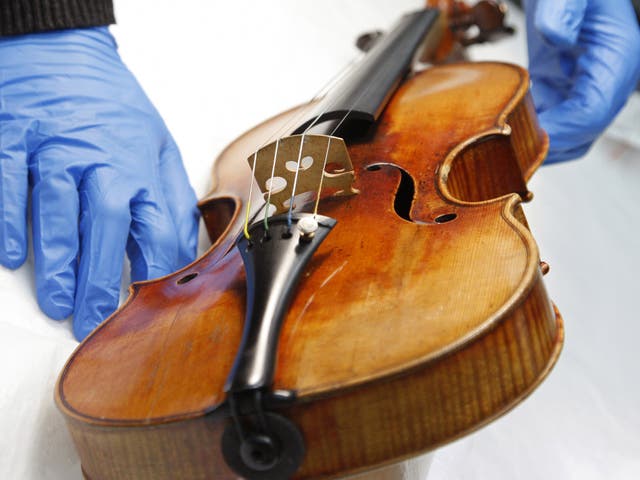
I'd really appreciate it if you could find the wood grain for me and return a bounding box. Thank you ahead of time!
[57,62,562,479]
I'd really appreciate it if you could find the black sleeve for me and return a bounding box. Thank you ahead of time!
[0,0,115,37]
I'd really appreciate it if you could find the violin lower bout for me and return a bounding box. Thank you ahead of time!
[66,273,562,479]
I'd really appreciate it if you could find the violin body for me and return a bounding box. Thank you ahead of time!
[56,59,563,479]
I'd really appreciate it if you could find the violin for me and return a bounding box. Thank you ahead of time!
[56,3,563,479]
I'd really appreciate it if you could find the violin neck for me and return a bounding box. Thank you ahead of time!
[294,8,441,137]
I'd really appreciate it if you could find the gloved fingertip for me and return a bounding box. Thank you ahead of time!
[73,318,96,342]
[534,0,587,48]
[0,234,27,269]
[72,310,103,341]
[72,295,119,341]
[0,250,27,270]
[37,290,74,320]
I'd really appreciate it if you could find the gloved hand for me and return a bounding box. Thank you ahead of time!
[525,0,640,163]
[0,27,199,340]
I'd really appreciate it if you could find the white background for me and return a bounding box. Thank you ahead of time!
[1,1,639,478]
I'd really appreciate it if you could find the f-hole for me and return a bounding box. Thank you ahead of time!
[366,164,415,222]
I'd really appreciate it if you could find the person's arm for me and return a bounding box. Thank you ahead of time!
[0,0,115,36]
[0,3,199,340]
[524,0,640,163]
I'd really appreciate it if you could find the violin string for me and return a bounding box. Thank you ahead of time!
[264,54,363,146]
[286,133,307,228]
[245,15,426,235]
[253,31,409,232]
[309,84,376,217]
[263,138,281,233]
[293,35,408,220]
[260,73,343,234]
[283,58,371,228]
[328,33,410,138]
[243,151,259,240]
[313,136,332,217]
[243,55,362,238]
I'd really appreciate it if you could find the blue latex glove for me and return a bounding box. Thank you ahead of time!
[0,27,199,340]
[525,0,640,163]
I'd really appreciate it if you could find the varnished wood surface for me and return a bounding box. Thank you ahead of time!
[56,62,562,479]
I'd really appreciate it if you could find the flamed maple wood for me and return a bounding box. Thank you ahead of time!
[56,62,563,479]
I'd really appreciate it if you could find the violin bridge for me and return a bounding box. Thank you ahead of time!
[248,134,357,215]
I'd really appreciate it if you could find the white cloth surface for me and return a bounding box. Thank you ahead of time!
[1,1,639,478]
